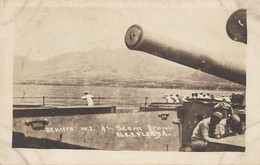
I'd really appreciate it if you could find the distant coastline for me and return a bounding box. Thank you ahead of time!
[14,79,245,91]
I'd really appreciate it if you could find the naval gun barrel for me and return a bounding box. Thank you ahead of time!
[125,25,246,86]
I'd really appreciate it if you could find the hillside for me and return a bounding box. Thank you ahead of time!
[14,48,244,89]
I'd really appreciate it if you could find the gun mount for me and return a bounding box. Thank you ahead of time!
[125,10,246,86]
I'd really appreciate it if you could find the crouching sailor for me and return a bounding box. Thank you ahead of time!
[191,112,223,151]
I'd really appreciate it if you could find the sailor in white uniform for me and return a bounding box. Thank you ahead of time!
[81,91,94,106]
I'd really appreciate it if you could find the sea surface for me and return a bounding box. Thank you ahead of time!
[13,84,244,112]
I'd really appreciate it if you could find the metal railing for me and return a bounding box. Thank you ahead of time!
[13,96,109,106]
[13,96,149,110]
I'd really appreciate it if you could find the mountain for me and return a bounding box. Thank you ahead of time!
[14,48,241,87]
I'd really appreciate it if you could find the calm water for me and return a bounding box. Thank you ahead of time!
[13,84,243,112]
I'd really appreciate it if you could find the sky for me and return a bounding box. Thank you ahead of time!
[12,0,246,64]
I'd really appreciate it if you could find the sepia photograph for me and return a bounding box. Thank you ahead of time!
[1,0,260,164]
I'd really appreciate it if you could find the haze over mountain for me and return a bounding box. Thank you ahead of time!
[14,48,240,86]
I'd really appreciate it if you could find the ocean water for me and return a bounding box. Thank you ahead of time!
[13,84,244,112]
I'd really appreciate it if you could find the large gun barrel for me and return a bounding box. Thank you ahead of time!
[125,24,246,86]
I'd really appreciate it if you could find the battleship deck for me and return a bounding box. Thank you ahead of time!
[13,105,116,117]
[207,134,245,151]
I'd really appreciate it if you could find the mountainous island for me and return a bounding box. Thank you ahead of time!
[14,48,245,91]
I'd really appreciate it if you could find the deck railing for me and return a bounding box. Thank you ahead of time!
[13,96,111,106]
[13,96,150,112]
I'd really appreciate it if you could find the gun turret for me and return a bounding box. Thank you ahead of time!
[125,10,246,86]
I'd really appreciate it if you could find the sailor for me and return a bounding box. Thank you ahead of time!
[213,102,233,119]
[214,114,245,138]
[194,93,198,99]
[214,96,223,101]
[222,95,231,103]
[210,94,215,99]
[170,94,177,103]
[204,93,211,99]
[197,92,204,99]
[170,94,180,103]
[163,94,174,103]
[175,94,182,103]
[81,91,94,106]
[191,111,223,151]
